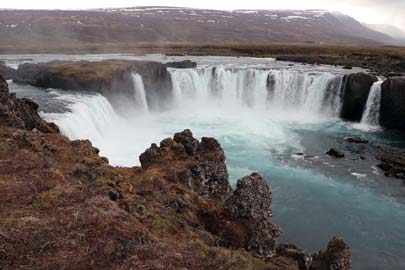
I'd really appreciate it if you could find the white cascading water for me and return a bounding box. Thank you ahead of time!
[170,67,343,120]
[360,80,384,126]
[46,66,350,166]
[131,73,149,113]
[268,70,342,117]
[44,93,120,142]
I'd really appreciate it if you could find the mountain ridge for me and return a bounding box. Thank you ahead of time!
[0,6,397,47]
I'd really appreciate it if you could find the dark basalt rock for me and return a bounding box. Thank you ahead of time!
[377,155,405,179]
[164,60,197,69]
[345,137,369,144]
[131,61,173,111]
[173,128,199,155]
[266,73,276,95]
[276,244,312,270]
[140,129,231,200]
[0,75,58,133]
[0,75,8,94]
[311,237,351,270]
[225,173,273,221]
[14,62,53,85]
[380,77,405,132]
[340,73,377,122]
[0,64,19,80]
[326,148,345,158]
[224,173,282,259]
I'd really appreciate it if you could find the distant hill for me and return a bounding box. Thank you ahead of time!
[364,23,405,41]
[0,7,396,47]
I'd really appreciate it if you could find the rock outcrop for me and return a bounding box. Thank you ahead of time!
[377,155,405,179]
[345,137,369,144]
[224,173,281,259]
[0,64,19,80]
[164,60,197,69]
[266,73,276,95]
[380,77,405,132]
[326,148,345,158]
[311,237,351,270]
[140,129,231,200]
[0,75,58,133]
[340,73,378,122]
[14,60,174,111]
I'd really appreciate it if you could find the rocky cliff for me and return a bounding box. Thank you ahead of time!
[14,60,174,111]
[380,77,405,132]
[0,74,351,270]
[340,73,377,122]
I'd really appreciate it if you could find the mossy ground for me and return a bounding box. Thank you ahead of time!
[0,126,299,270]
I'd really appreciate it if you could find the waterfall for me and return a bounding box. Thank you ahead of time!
[44,93,120,143]
[360,80,383,126]
[131,73,149,113]
[43,91,163,167]
[45,65,346,165]
[268,70,340,116]
[168,67,343,119]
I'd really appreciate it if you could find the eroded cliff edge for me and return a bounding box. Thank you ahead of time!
[0,75,351,270]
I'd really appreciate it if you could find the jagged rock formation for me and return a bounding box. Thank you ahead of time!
[311,237,351,270]
[380,77,405,132]
[0,75,351,269]
[140,129,232,200]
[0,64,19,80]
[340,73,377,122]
[224,173,281,259]
[0,75,58,132]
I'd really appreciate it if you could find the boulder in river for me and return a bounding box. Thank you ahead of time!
[326,148,345,158]
[345,137,369,144]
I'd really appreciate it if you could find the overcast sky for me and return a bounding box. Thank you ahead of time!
[1,0,404,30]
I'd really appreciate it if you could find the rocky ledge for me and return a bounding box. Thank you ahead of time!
[380,77,405,132]
[13,60,173,111]
[0,74,351,269]
[340,73,377,122]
